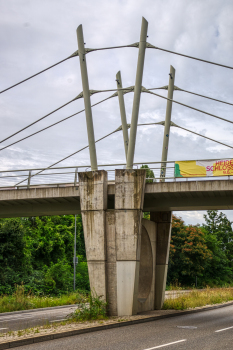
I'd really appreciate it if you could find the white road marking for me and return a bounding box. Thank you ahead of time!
[0,328,8,330]
[215,326,233,333]
[143,339,187,349]
[49,319,66,323]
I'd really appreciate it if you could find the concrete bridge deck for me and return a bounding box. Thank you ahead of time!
[0,179,232,218]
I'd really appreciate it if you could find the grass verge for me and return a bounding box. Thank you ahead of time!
[163,287,233,310]
[0,285,88,313]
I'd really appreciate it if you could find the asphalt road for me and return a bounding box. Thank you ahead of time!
[18,305,233,350]
[0,291,192,333]
[0,305,78,332]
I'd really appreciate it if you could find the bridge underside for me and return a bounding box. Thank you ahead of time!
[0,179,233,218]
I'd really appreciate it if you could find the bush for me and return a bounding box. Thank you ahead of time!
[69,293,107,321]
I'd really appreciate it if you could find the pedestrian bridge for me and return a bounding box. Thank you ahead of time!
[1,166,233,316]
[0,176,233,218]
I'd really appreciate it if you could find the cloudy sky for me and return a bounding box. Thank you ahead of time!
[0,0,233,225]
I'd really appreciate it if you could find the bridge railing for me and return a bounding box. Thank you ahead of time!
[0,159,232,190]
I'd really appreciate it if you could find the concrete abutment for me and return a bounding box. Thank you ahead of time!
[78,170,172,316]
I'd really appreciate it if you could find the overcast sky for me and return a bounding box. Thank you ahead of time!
[0,0,233,225]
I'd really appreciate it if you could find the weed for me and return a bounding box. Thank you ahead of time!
[0,285,88,313]
[69,293,108,322]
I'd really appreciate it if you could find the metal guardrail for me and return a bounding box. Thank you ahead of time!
[0,158,232,190]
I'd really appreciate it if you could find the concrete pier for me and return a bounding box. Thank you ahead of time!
[115,169,146,316]
[79,171,108,299]
[78,170,172,316]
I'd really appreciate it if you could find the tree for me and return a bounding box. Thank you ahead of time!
[201,210,233,284]
[167,215,212,286]
[0,215,88,295]
[140,165,155,183]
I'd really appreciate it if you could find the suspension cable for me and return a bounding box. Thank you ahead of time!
[0,52,78,94]
[15,127,120,186]
[145,43,233,70]
[15,118,233,186]
[175,88,233,107]
[0,94,117,152]
[148,86,233,106]
[143,88,233,125]
[86,42,233,69]
[2,39,233,96]
[171,122,233,150]
[137,121,233,150]
[0,95,82,144]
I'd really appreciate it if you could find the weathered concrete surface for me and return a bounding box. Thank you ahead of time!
[1,179,233,217]
[144,179,233,211]
[151,211,172,309]
[137,219,156,313]
[0,186,81,217]
[115,169,146,316]
[106,210,117,316]
[79,171,108,300]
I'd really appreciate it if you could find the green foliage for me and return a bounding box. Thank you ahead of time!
[69,293,107,321]
[201,210,233,285]
[140,164,155,183]
[0,215,89,295]
[168,215,212,286]
[0,284,88,313]
[167,211,233,287]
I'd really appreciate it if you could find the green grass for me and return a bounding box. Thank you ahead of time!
[0,285,88,313]
[69,293,108,321]
[163,287,233,310]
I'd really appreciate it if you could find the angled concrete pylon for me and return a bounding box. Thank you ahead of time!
[115,169,146,316]
[150,211,172,309]
[78,171,108,299]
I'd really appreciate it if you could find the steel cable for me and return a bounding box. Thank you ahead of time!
[0,94,116,152]
[0,52,78,94]
[143,88,233,125]
[15,127,119,186]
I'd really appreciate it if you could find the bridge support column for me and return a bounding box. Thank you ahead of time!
[115,169,146,316]
[78,171,108,299]
[150,211,172,309]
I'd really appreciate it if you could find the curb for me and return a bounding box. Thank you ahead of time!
[1,301,233,349]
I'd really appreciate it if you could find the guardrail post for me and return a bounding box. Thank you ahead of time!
[116,71,129,160]
[160,65,176,182]
[77,25,98,171]
[27,171,32,189]
[126,17,148,169]
[74,167,78,186]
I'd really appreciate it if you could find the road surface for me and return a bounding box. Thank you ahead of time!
[17,304,233,350]
[0,290,192,333]
[0,305,77,332]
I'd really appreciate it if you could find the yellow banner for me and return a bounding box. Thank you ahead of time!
[175,159,233,177]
